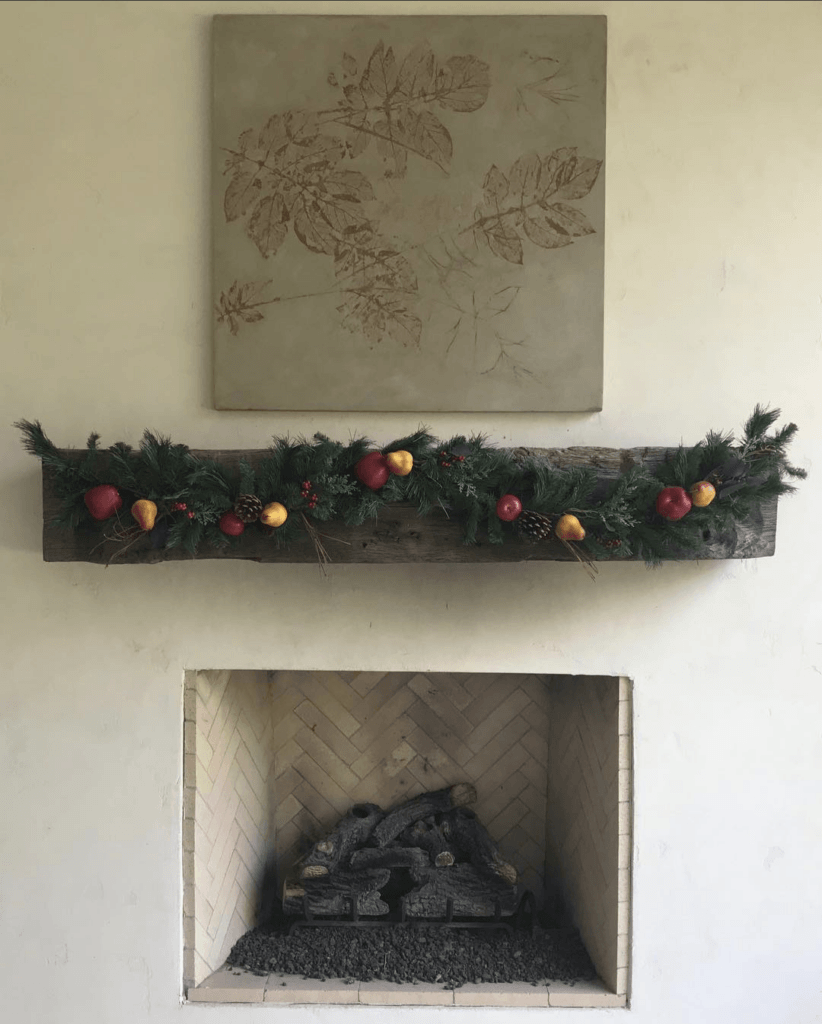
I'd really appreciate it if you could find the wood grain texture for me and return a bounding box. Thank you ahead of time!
[40,447,777,564]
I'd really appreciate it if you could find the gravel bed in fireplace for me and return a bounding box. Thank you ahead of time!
[226,922,597,990]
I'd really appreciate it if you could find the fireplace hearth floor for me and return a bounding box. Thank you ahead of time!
[188,965,626,1007]
[187,919,625,1008]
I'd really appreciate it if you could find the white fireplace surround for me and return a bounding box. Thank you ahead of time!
[182,670,632,1007]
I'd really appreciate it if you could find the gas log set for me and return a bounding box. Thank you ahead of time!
[226,785,598,988]
[283,784,523,923]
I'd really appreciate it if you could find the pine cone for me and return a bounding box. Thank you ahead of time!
[518,509,553,541]
[233,493,263,523]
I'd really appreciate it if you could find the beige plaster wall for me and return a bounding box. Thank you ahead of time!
[2,3,821,1022]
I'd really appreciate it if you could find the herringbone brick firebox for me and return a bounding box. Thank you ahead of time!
[183,671,632,1007]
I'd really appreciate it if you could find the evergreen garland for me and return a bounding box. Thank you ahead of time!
[15,407,805,566]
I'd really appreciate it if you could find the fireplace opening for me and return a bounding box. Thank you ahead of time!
[183,671,631,1007]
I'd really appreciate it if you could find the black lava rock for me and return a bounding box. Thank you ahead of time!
[226,924,597,989]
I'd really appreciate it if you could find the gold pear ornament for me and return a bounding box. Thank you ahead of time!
[554,513,597,580]
[260,501,288,528]
[386,450,414,476]
[131,499,157,531]
[555,513,586,541]
[689,481,717,507]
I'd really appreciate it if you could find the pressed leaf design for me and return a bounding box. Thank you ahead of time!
[436,274,525,366]
[509,153,542,203]
[473,147,602,263]
[218,34,602,371]
[522,209,574,250]
[397,42,436,99]
[541,147,602,200]
[373,119,409,178]
[538,201,594,238]
[223,111,372,259]
[340,290,422,349]
[515,55,580,115]
[222,38,489,261]
[293,203,336,254]
[360,41,398,101]
[332,40,490,178]
[435,55,492,112]
[323,169,376,204]
[483,222,524,265]
[224,171,259,223]
[482,165,509,206]
[334,231,417,291]
[334,230,421,348]
[248,194,288,258]
[215,280,272,336]
[219,39,493,342]
[406,109,453,170]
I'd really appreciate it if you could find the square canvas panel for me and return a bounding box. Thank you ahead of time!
[213,15,606,411]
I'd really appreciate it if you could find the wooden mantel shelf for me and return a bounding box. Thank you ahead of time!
[41,446,777,565]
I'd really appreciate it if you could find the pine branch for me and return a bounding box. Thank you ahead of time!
[238,458,256,496]
[381,429,437,459]
[743,404,781,443]
[15,420,82,475]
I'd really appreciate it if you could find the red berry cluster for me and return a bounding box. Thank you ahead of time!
[171,500,196,520]
[438,451,466,469]
[300,480,319,510]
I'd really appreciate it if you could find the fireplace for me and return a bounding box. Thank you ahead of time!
[183,670,631,1007]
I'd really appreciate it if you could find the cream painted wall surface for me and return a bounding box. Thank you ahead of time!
[1,1,820,1022]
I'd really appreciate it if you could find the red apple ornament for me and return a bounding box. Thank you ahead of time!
[355,451,390,490]
[218,511,246,536]
[655,486,692,521]
[496,494,523,522]
[84,484,123,521]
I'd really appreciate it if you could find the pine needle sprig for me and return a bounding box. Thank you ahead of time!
[380,429,437,461]
[15,420,65,465]
[578,466,653,533]
[698,430,735,479]
[738,404,807,484]
[528,463,597,514]
[268,512,301,548]
[237,458,257,497]
[742,403,782,444]
[462,502,484,544]
[15,420,107,526]
[667,444,706,488]
[257,439,295,503]
[15,419,102,484]
[204,523,231,550]
[485,507,504,544]
[182,520,206,555]
[403,466,445,518]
